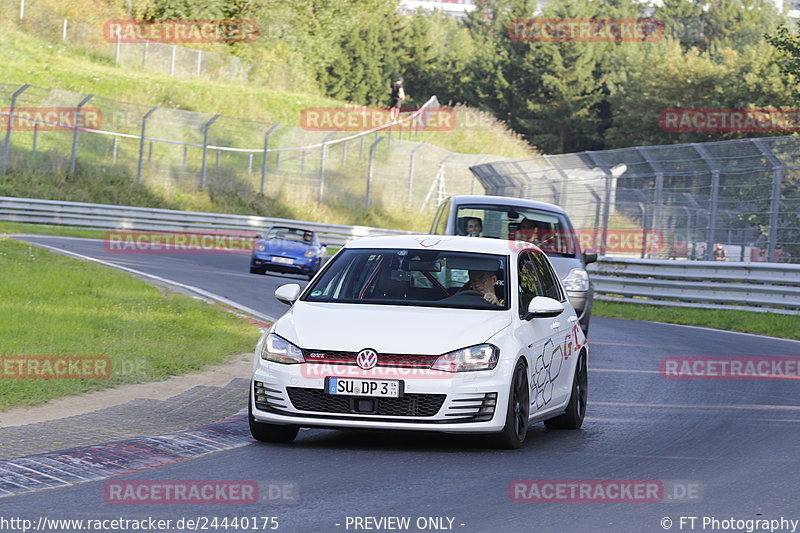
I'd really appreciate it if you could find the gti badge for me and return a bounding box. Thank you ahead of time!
[356,349,378,370]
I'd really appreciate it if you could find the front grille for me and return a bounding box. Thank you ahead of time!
[286,387,446,417]
[301,350,438,368]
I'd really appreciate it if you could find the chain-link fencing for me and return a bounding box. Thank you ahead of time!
[471,139,800,263]
[0,83,507,216]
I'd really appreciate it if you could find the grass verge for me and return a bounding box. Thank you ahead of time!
[593,299,800,341]
[0,237,260,411]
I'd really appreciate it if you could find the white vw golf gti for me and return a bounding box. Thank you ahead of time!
[250,235,588,448]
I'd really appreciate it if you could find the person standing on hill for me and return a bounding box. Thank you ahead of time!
[389,76,405,121]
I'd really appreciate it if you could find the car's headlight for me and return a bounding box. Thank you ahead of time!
[304,249,317,257]
[563,268,589,292]
[431,344,499,372]
[254,243,267,252]
[260,334,305,364]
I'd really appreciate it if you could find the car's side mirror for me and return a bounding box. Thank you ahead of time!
[583,249,598,265]
[275,283,301,305]
[524,296,565,320]
[321,242,328,247]
[256,234,263,239]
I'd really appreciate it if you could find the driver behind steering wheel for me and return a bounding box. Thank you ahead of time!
[467,270,503,307]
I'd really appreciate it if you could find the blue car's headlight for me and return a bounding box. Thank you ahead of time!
[304,249,318,258]
[254,243,267,252]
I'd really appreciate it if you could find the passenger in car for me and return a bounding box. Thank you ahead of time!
[468,270,503,306]
[465,217,483,237]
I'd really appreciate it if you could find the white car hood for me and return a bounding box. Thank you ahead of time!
[274,302,511,355]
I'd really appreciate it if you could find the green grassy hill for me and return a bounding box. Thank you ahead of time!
[0,14,535,231]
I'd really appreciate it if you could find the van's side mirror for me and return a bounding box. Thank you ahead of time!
[583,249,598,265]
[524,296,564,320]
[275,284,301,305]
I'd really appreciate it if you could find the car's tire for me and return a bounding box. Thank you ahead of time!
[248,394,299,444]
[544,350,587,430]
[489,359,530,449]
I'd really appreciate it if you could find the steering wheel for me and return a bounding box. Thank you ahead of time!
[458,290,485,298]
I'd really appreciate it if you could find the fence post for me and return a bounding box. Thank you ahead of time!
[247,153,253,175]
[406,144,424,205]
[1,84,31,174]
[69,94,95,176]
[111,136,118,164]
[365,136,385,208]
[318,132,336,204]
[705,169,721,260]
[260,123,281,195]
[200,114,221,188]
[62,19,68,42]
[19,0,24,25]
[767,167,783,262]
[136,106,158,184]
[647,172,664,258]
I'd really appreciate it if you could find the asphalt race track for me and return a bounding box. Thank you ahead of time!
[4,235,800,533]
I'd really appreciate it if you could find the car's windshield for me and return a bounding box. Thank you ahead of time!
[265,227,315,244]
[302,248,509,310]
[455,204,577,255]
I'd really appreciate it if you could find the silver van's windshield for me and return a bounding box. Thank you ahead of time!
[454,204,577,256]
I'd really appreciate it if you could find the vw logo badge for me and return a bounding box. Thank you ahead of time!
[356,349,378,370]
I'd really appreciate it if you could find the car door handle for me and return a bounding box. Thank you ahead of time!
[568,316,578,323]
[551,322,561,330]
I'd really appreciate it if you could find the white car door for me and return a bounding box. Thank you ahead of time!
[530,251,581,408]
[516,252,565,414]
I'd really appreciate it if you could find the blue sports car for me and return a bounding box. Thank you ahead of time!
[250,226,328,280]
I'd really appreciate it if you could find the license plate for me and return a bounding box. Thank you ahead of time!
[272,256,294,265]
[326,377,400,398]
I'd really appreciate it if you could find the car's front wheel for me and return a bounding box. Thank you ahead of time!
[489,359,529,449]
[544,350,587,430]
[248,394,299,443]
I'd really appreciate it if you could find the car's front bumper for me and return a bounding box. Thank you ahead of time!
[251,253,319,274]
[250,359,512,434]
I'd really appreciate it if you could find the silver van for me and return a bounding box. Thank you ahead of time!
[430,195,597,334]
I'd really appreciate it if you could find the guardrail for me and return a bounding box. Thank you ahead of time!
[588,257,800,315]
[0,196,420,247]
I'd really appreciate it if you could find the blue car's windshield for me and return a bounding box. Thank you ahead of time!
[302,248,509,310]
[265,227,315,245]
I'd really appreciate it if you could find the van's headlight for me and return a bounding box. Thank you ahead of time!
[563,268,589,292]
[261,334,305,364]
[432,344,499,372]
